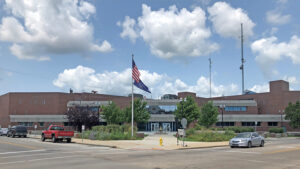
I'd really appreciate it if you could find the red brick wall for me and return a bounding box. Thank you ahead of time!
[0,94,10,128]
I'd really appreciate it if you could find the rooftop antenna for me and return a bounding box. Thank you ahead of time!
[209,57,212,98]
[240,23,245,94]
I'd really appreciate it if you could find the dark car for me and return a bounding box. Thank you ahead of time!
[7,125,27,138]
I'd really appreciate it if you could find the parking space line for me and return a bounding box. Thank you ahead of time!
[264,147,300,154]
[0,155,81,165]
[0,140,40,150]
[225,150,260,154]
[0,149,46,155]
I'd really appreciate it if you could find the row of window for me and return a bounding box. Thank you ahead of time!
[224,106,247,112]
[215,122,278,127]
[18,122,44,127]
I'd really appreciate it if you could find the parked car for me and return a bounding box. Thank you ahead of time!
[7,126,27,138]
[41,125,74,143]
[229,132,264,148]
[0,128,8,136]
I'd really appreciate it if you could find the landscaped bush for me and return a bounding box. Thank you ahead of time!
[185,128,196,135]
[225,126,254,133]
[269,127,284,133]
[76,124,140,140]
[185,131,235,142]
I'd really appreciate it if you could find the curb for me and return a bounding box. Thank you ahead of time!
[73,141,117,148]
[177,145,228,150]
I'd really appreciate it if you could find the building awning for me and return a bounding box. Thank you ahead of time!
[67,101,111,107]
[213,100,257,107]
[217,114,288,122]
[145,99,179,106]
[149,114,175,122]
[10,115,68,122]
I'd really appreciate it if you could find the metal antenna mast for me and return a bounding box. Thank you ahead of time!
[209,58,212,98]
[240,23,245,94]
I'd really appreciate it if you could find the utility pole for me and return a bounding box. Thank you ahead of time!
[240,23,245,94]
[209,58,212,98]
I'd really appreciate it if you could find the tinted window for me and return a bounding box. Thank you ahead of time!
[16,126,27,132]
[236,133,251,138]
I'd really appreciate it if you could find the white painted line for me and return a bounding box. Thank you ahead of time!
[0,150,104,159]
[0,155,81,165]
[0,149,46,155]
[225,150,260,154]
[246,160,266,163]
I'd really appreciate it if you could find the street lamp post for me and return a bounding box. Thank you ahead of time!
[219,104,226,129]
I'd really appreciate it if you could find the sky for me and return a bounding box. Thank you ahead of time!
[0,0,300,99]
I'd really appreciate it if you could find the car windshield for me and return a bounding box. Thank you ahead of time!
[235,133,251,138]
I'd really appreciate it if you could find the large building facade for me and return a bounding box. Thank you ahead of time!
[0,80,299,132]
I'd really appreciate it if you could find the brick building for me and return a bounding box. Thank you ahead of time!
[0,80,299,132]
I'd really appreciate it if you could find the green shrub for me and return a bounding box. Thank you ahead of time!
[186,128,196,135]
[194,124,205,130]
[269,127,284,133]
[76,124,139,140]
[185,131,235,142]
[225,126,254,133]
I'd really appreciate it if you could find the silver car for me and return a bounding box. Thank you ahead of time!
[229,132,264,148]
[0,128,8,136]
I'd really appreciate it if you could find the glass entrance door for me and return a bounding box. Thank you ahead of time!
[151,123,159,132]
[163,123,171,132]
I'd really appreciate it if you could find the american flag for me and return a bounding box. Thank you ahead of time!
[132,59,140,82]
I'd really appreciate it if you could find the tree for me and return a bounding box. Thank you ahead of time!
[198,101,219,128]
[66,106,99,132]
[123,98,150,124]
[285,101,300,128]
[174,96,201,125]
[101,102,124,124]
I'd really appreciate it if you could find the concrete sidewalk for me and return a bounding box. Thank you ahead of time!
[29,133,228,150]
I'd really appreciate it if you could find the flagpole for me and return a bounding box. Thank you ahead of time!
[131,54,134,137]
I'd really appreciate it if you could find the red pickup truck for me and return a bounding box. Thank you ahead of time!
[41,125,74,143]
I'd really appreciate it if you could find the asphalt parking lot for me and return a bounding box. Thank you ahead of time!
[0,136,300,169]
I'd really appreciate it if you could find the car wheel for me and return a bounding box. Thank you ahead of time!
[66,138,71,143]
[248,141,252,148]
[260,140,264,147]
[52,135,56,143]
[24,135,27,138]
[230,146,234,148]
[41,135,45,142]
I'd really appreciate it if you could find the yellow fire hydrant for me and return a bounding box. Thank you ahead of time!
[159,137,163,146]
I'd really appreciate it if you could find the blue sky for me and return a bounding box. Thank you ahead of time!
[0,0,299,98]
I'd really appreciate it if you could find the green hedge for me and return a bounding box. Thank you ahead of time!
[225,127,254,133]
[185,131,235,142]
[77,124,139,140]
[269,127,284,133]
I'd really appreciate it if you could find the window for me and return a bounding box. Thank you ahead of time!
[216,122,235,126]
[252,133,259,137]
[18,122,33,127]
[39,122,44,127]
[268,122,278,126]
[242,122,255,126]
[225,106,247,112]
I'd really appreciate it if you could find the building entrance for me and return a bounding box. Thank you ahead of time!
[163,123,171,132]
[151,123,159,132]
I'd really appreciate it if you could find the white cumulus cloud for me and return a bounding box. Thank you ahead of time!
[266,10,291,25]
[249,83,269,93]
[251,35,300,77]
[0,0,112,61]
[53,65,239,98]
[283,76,298,85]
[208,2,255,39]
[118,4,219,59]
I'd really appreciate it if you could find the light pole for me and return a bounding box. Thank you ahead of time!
[219,104,226,129]
[279,109,285,128]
